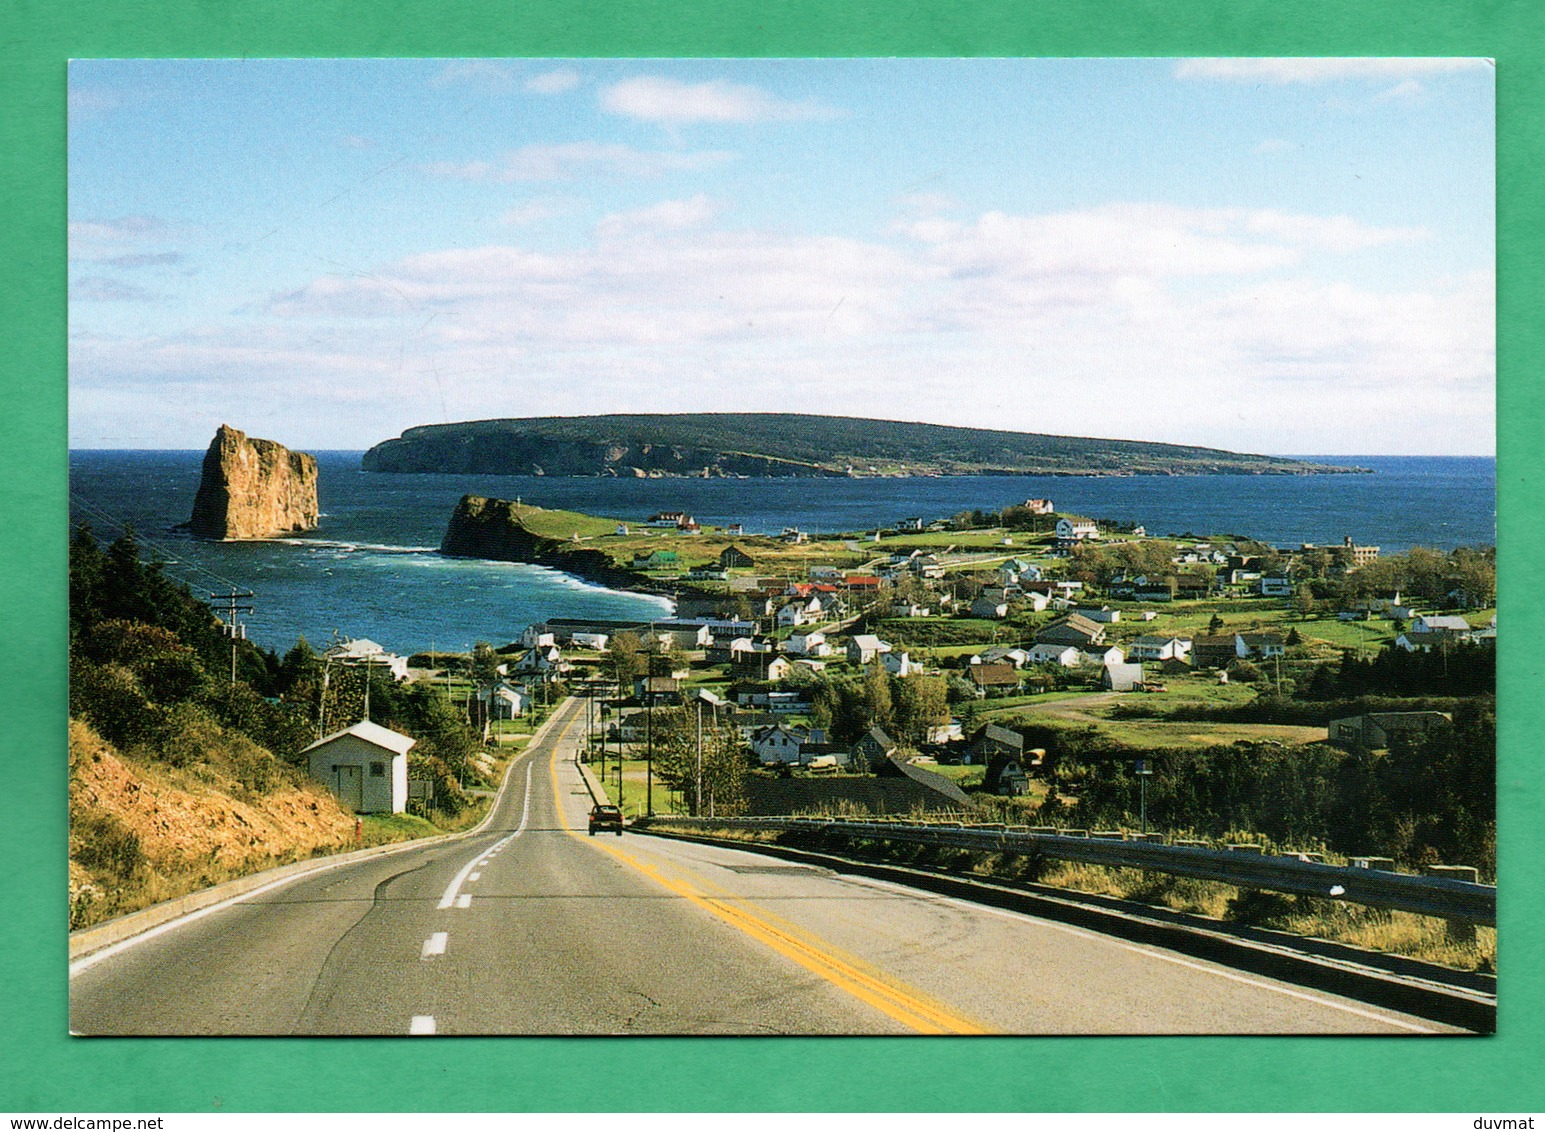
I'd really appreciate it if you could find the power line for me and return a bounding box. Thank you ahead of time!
[67,490,253,593]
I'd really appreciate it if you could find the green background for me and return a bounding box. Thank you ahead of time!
[2,0,1537,1113]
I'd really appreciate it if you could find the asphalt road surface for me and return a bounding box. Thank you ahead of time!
[70,697,1456,1035]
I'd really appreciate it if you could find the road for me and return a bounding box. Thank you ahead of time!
[70,697,1453,1035]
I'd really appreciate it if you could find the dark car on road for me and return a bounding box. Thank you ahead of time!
[588,804,624,836]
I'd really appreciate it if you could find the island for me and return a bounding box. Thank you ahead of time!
[187,424,319,540]
[364,413,1369,478]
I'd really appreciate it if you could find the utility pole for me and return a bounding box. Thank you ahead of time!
[646,685,654,817]
[208,589,254,687]
[695,700,704,817]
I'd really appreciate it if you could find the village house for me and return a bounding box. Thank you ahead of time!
[1078,644,1126,668]
[750,722,813,765]
[1191,635,1238,669]
[323,637,412,682]
[1056,516,1099,542]
[514,644,568,679]
[968,663,1021,696]
[890,601,932,618]
[631,549,679,570]
[520,625,557,649]
[1236,632,1287,660]
[645,623,713,651]
[970,595,1009,619]
[1127,634,1192,663]
[476,681,527,720]
[1395,615,1476,652]
[1328,712,1453,749]
[1024,499,1055,515]
[1259,574,1294,597]
[1079,606,1121,623]
[851,726,898,768]
[718,545,756,570]
[975,645,1031,668]
[1025,643,1083,667]
[847,634,893,665]
[1036,613,1106,648]
[882,651,919,677]
[634,675,682,706]
[782,629,832,657]
[1100,661,1145,692]
[303,719,414,814]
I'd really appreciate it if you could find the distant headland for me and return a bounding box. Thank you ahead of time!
[361,414,1370,479]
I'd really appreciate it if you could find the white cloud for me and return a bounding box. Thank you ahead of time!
[525,69,580,95]
[600,76,838,124]
[596,194,717,238]
[1254,138,1294,155]
[499,196,574,226]
[428,60,517,93]
[69,216,168,244]
[422,141,735,182]
[79,203,1490,454]
[71,276,161,303]
[1175,58,1490,84]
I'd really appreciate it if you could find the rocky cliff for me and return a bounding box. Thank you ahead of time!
[440,495,678,596]
[188,424,319,540]
[363,413,1370,478]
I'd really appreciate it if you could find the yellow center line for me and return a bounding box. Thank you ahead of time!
[546,711,987,1035]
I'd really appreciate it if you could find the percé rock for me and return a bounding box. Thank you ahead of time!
[188,424,319,540]
[440,495,679,597]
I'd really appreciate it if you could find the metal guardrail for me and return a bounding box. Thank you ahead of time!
[648,816,1496,926]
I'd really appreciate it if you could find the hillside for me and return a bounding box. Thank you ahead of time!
[67,525,486,928]
[362,414,1366,478]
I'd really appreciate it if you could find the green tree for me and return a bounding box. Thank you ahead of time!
[892,674,949,747]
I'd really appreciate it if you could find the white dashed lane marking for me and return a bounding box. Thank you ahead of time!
[409,1015,436,1034]
[421,932,448,958]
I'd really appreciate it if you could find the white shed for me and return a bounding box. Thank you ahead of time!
[303,719,415,814]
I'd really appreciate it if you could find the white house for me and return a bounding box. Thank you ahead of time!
[1259,575,1294,597]
[750,723,809,765]
[1056,517,1099,542]
[1128,635,1192,663]
[515,645,567,678]
[882,651,918,677]
[1100,662,1146,692]
[970,596,1009,619]
[1077,645,1127,667]
[1025,643,1082,667]
[975,646,1031,668]
[1021,590,1051,613]
[1080,606,1121,623]
[847,635,892,664]
[1235,633,1286,660]
[520,625,557,649]
[324,637,411,682]
[477,681,527,720]
[783,630,829,656]
[303,720,414,814]
[570,631,610,651]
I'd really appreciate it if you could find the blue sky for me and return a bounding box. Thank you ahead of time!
[68,57,1494,454]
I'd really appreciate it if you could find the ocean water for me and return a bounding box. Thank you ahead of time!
[67,451,1495,656]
